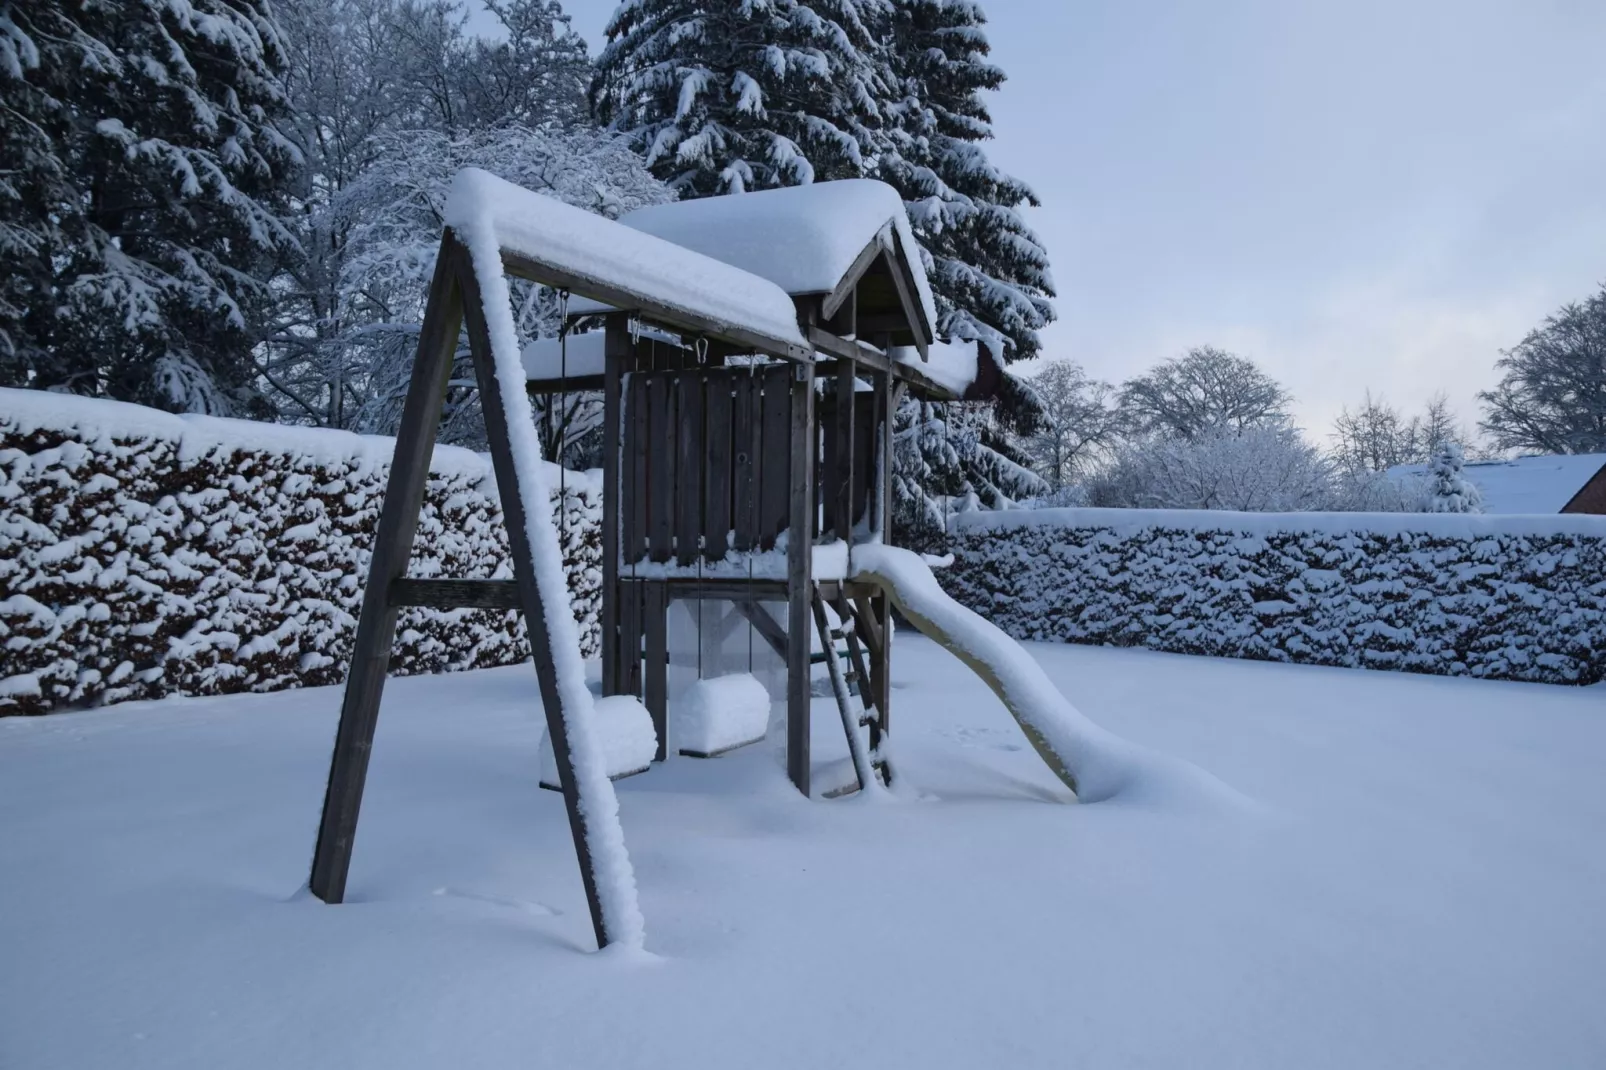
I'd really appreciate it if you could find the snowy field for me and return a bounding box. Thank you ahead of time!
[3,639,1603,1070]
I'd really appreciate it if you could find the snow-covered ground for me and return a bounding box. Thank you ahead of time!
[3,639,1603,1069]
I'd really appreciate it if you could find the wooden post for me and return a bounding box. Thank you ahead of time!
[644,581,668,762]
[703,369,732,562]
[310,234,464,906]
[648,374,673,562]
[786,360,816,795]
[620,579,641,696]
[602,314,629,696]
[675,376,703,566]
[834,365,855,543]
[454,240,612,950]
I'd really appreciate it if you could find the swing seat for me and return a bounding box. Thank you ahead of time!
[673,674,770,759]
[537,695,659,791]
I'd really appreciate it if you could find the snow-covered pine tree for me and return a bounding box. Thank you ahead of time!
[878,0,1053,363]
[1424,441,1483,514]
[0,0,299,414]
[874,0,1054,538]
[591,0,889,194]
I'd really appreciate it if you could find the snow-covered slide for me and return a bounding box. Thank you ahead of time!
[850,545,1239,807]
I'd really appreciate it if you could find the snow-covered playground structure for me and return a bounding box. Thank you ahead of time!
[310,169,1148,950]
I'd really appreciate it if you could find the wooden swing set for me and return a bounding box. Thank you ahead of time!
[308,171,987,949]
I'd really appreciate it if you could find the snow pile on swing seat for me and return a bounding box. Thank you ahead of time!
[674,674,771,757]
[850,543,1245,810]
[539,696,659,790]
[444,168,808,359]
[580,178,939,332]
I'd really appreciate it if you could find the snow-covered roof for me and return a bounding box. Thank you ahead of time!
[571,179,938,340]
[891,340,980,395]
[1388,453,1606,514]
[443,169,811,362]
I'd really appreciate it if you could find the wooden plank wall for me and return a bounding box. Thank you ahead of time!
[619,364,803,566]
[817,375,881,539]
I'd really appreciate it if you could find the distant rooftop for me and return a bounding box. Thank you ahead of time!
[1388,453,1606,514]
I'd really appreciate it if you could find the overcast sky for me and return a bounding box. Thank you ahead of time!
[494,0,1606,439]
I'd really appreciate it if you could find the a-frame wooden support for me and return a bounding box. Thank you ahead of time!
[308,230,617,949]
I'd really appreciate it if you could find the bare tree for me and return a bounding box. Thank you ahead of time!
[1479,284,1606,454]
[1117,346,1292,441]
[1018,360,1119,490]
[1086,426,1333,512]
[1330,390,1420,474]
[1418,392,1460,453]
[1330,389,1480,474]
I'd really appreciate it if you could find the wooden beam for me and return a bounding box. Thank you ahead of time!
[759,364,791,550]
[786,361,815,796]
[703,368,733,561]
[601,314,629,696]
[310,233,465,907]
[820,226,889,322]
[675,375,703,567]
[660,578,790,601]
[734,599,789,659]
[884,226,932,357]
[457,239,613,949]
[643,582,668,763]
[624,373,648,566]
[647,374,672,562]
[732,370,759,552]
[388,578,520,610]
[807,326,958,400]
[525,374,605,395]
[834,366,855,543]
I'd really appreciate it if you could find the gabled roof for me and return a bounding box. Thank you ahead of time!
[572,180,937,355]
[1387,452,1606,514]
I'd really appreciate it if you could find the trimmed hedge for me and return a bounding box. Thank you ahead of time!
[0,390,600,716]
[942,507,1606,685]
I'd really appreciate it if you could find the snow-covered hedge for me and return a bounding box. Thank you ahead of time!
[0,390,600,716]
[943,507,1606,685]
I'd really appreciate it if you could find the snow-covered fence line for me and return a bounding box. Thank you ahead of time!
[0,390,601,716]
[942,506,1606,685]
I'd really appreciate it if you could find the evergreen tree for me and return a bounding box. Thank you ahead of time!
[874,1,1055,535]
[1424,441,1483,514]
[1,0,299,414]
[591,0,889,194]
[878,0,1054,363]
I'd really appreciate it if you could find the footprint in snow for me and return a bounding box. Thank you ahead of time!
[432,887,560,916]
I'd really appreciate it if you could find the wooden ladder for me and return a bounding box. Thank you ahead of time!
[812,584,892,795]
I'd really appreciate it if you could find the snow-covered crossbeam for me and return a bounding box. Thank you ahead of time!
[443,168,811,361]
